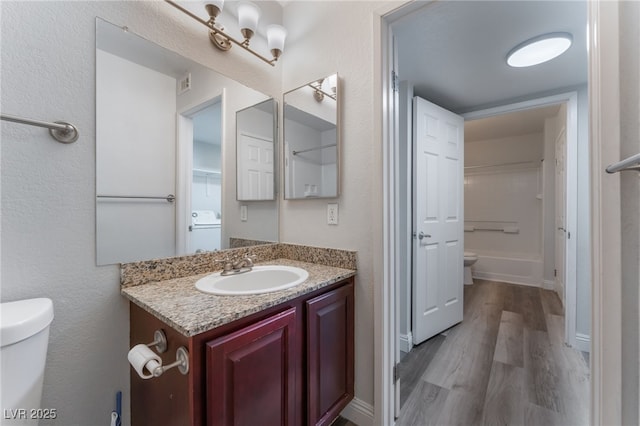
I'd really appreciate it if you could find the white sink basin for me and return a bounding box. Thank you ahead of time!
[195,265,309,296]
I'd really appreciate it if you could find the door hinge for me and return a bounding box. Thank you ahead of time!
[568,231,571,239]
[392,70,399,93]
[554,269,557,277]
[393,364,400,384]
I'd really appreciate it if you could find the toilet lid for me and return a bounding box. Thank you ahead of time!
[1,298,54,347]
[464,251,477,257]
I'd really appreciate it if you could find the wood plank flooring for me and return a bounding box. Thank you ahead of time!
[397,279,590,426]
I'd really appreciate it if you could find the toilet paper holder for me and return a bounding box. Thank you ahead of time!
[147,330,168,353]
[133,329,190,378]
[151,346,190,377]
[144,329,189,377]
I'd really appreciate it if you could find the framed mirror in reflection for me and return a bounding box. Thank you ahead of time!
[95,18,278,266]
[283,74,340,199]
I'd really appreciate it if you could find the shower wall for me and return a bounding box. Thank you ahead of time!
[464,132,544,286]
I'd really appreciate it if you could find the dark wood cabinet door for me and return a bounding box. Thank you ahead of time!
[306,283,354,426]
[206,308,297,426]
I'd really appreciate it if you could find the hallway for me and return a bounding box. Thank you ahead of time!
[397,280,590,426]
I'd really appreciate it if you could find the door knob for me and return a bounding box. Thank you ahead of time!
[418,232,431,240]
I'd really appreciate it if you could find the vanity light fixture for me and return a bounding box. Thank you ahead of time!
[310,76,337,102]
[165,0,287,66]
[506,32,573,68]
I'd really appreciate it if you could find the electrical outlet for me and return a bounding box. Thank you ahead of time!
[240,205,248,222]
[178,72,191,94]
[327,203,338,225]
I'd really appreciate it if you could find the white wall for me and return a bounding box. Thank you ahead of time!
[286,118,324,197]
[320,129,338,195]
[0,2,281,425]
[281,1,393,418]
[464,133,543,256]
[619,1,640,423]
[285,84,338,125]
[464,132,544,286]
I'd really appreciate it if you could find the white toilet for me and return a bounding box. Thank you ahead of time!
[463,252,478,285]
[1,298,54,424]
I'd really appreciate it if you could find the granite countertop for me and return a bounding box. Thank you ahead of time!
[121,258,356,337]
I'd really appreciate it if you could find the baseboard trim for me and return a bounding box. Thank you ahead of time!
[472,271,542,288]
[341,397,374,426]
[543,279,555,290]
[574,332,591,353]
[399,332,413,353]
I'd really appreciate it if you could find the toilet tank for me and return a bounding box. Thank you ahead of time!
[1,298,54,424]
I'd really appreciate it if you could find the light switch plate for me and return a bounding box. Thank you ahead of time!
[240,205,248,221]
[327,203,338,225]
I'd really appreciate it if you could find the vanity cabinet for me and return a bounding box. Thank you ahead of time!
[206,308,297,426]
[306,285,354,426]
[129,277,354,426]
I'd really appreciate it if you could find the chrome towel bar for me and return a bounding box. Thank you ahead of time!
[1,113,79,144]
[293,143,337,156]
[606,152,640,173]
[97,195,176,203]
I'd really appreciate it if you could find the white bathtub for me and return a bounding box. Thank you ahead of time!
[469,251,544,287]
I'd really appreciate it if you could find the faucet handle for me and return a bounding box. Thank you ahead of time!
[244,253,256,267]
[214,258,233,272]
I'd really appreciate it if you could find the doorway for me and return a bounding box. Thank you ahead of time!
[177,96,223,255]
[383,0,589,422]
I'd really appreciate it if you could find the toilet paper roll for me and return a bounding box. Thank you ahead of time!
[128,344,162,379]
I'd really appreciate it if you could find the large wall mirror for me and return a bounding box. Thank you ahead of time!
[283,74,340,199]
[96,18,278,265]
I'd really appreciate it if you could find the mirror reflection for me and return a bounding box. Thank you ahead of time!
[95,18,278,265]
[283,74,340,199]
[236,99,277,201]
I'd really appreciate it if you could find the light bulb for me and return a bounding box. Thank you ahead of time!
[267,24,287,59]
[204,0,224,21]
[238,1,260,41]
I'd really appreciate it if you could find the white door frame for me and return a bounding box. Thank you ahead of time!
[176,91,224,255]
[376,1,620,425]
[588,1,622,424]
[462,92,580,350]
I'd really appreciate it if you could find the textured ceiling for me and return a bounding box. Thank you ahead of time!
[392,0,588,114]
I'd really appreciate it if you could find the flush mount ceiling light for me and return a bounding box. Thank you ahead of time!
[165,0,287,66]
[506,32,573,68]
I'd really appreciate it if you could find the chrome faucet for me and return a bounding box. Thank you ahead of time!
[216,253,256,276]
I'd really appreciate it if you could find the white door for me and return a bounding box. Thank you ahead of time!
[555,127,567,298]
[238,133,274,200]
[412,96,464,345]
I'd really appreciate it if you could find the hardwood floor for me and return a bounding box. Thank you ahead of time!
[397,279,590,426]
